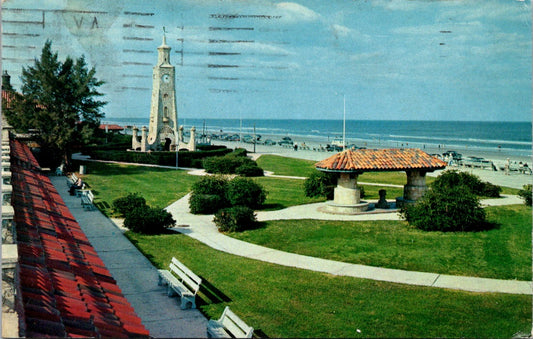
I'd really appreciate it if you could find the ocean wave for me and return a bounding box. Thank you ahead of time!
[388,134,531,146]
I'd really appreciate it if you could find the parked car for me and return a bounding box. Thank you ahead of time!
[278,137,293,145]
[263,139,276,145]
[326,144,343,152]
[242,135,254,143]
[227,134,240,141]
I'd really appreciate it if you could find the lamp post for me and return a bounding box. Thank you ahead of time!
[174,127,179,169]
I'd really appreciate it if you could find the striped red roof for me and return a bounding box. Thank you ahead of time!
[10,140,149,338]
[315,148,447,172]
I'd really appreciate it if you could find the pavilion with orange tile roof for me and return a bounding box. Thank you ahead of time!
[315,148,447,213]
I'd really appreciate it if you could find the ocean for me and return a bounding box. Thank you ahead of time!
[103,118,532,158]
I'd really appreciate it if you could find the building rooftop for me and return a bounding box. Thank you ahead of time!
[315,148,447,173]
[9,139,149,338]
[99,124,124,131]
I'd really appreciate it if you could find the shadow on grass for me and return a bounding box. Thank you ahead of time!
[259,203,286,211]
[196,278,232,305]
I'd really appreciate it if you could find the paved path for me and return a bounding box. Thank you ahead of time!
[166,193,532,295]
[51,177,207,338]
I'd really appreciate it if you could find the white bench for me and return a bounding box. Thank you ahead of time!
[158,257,202,309]
[207,306,254,338]
[66,173,79,187]
[80,190,95,211]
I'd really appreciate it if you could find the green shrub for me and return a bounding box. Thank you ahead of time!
[191,175,229,196]
[401,185,486,232]
[203,153,259,175]
[304,171,337,200]
[226,177,267,209]
[231,148,248,157]
[123,205,175,234]
[432,170,500,197]
[481,181,502,198]
[189,193,227,214]
[235,163,264,177]
[203,156,242,174]
[112,193,147,217]
[189,176,230,214]
[518,184,532,206]
[213,206,257,232]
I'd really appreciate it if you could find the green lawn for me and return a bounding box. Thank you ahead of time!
[256,154,316,177]
[231,204,532,280]
[78,161,200,216]
[126,231,531,338]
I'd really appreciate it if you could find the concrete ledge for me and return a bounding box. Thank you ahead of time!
[2,244,18,268]
[2,312,19,338]
[322,201,370,214]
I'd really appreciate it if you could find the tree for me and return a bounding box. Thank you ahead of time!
[4,40,106,169]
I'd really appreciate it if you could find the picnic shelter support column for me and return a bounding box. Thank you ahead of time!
[334,172,361,205]
[403,170,428,202]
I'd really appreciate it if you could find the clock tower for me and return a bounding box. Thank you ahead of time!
[147,34,178,150]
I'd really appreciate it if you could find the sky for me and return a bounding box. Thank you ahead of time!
[1,0,531,121]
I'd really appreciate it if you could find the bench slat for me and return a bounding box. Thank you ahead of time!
[170,262,201,293]
[158,257,202,309]
[171,258,201,285]
[208,307,253,338]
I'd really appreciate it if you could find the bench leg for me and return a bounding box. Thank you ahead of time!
[167,285,177,297]
[180,296,195,310]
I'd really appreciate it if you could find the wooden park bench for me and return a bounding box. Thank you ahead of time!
[66,173,79,187]
[207,306,254,338]
[80,190,96,211]
[157,257,202,309]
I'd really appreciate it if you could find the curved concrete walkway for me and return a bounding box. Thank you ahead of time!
[166,193,532,295]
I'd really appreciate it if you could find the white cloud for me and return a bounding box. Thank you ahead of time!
[372,0,429,11]
[275,2,320,22]
[331,24,351,37]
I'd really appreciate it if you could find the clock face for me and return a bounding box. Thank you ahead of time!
[162,74,170,83]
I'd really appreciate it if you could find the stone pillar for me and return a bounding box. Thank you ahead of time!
[178,125,184,142]
[132,126,139,150]
[2,184,12,206]
[2,205,15,244]
[333,172,361,205]
[188,127,197,152]
[141,127,148,152]
[2,170,11,185]
[403,170,428,201]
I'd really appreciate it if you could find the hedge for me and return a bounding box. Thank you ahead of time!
[87,147,232,168]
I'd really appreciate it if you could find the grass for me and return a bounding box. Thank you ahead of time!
[126,231,531,338]
[254,176,325,210]
[231,204,531,280]
[256,154,316,177]
[78,161,200,216]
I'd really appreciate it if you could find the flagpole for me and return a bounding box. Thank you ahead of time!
[343,94,346,150]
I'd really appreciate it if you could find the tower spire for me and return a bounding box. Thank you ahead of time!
[162,26,167,46]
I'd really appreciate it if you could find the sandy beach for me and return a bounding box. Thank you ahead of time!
[211,137,532,190]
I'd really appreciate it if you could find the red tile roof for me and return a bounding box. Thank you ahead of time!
[99,124,124,131]
[10,139,41,170]
[315,148,447,172]
[10,140,149,338]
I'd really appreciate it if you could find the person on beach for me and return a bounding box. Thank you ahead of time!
[294,142,298,151]
[504,158,510,175]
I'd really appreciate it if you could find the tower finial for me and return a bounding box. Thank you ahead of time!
[162,26,167,45]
